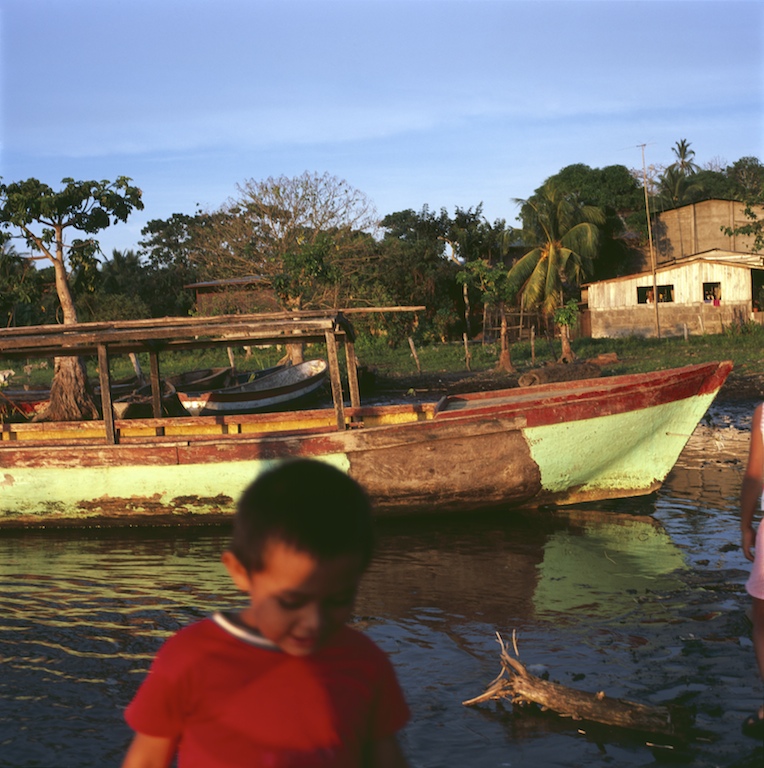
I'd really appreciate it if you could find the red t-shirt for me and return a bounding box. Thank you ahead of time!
[125,613,409,767]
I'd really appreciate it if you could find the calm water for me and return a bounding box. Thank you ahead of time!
[1,400,762,767]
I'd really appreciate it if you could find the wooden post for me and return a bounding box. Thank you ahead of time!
[129,352,144,382]
[149,350,162,419]
[97,344,117,445]
[530,326,536,365]
[407,337,421,373]
[463,333,471,371]
[344,337,361,410]
[325,330,345,430]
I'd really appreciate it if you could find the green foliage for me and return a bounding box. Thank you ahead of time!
[535,164,644,280]
[272,232,341,309]
[376,206,461,341]
[457,259,516,308]
[512,180,604,314]
[78,292,150,322]
[553,299,580,327]
[0,177,143,250]
[0,176,144,326]
[722,318,764,337]
[0,244,45,326]
[722,197,764,254]
[669,139,700,176]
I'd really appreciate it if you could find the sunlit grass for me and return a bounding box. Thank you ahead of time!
[5,327,763,391]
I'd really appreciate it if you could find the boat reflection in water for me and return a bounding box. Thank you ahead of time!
[359,510,686,627]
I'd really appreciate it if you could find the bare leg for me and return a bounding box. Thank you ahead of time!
[751,597,764,723]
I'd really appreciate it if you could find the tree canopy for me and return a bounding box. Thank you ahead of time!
[0,176,143,420]
[511,180,605,314]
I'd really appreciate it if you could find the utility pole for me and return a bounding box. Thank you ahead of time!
[640,144,661,339]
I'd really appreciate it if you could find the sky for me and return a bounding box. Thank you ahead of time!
[1,0,763,259]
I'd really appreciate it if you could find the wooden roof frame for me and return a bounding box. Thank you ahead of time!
[0,307,423,444]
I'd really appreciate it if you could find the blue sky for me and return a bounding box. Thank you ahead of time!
[1,0,762,258]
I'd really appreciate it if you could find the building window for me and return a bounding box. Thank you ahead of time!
[703,282,721,305]
[656,285,674,303]
[637,285,674,304]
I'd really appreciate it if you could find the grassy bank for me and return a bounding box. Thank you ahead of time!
[353,328,764,379]
[6,325,763,392]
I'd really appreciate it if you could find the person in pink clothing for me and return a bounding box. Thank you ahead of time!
[122,460,410,767]
[740,403,764,738]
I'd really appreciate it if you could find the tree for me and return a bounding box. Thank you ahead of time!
[77,249,152,322]
[553,299,580,363]
[0,177,143,420]
[669,139,700,176]
[655,165,703,210]
[723,196,764,254]
[376,206,457,343]
[727,156,764,200]
[539,164,644,278]
[138,213,201,316]
[189,172,377,362]
[440,205,515,337]
[510,180,604,315]
[457,259,517,371]
[0,240,46,327]
[193,172,376,312]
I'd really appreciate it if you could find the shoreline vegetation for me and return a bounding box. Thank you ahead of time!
[4,326,764,409]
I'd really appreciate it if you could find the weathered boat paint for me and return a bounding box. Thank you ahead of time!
[177,359,328,416]
[0,361,732,527]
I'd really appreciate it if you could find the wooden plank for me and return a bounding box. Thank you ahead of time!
[149,350,163,421]
[344,338,361,410]
[97,344,117,445]
[324,329,345,431]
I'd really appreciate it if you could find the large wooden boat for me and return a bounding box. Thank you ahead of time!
[0,311,732,528]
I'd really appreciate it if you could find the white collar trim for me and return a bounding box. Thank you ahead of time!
[211,611,281,651]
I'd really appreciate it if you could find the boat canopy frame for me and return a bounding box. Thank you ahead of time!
[0,307,423,444]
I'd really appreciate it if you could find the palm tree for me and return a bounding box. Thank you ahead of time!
[669,139,699,176]
[509,180,604,316]
[656,166,703,210]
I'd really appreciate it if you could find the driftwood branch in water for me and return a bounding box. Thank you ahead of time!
[463,632,675,737]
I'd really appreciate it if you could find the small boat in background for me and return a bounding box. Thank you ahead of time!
[112,381,183,419]
[0,387,50,417]
[166,367,234,393]
[177,359,328,416]
[112,369,235,419]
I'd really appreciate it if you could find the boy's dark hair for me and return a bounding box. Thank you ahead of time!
[230,459,374,572]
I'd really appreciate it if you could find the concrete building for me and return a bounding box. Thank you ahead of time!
[583,199,764,338]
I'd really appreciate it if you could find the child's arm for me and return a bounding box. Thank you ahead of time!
[121,733,176,768]
[367,735,410,768]
[741,403,764,562]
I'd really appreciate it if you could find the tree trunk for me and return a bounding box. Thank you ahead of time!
[35,356,99,422]
[496,305,515,372]
[462,281,471,339]
[559,325,576,363]
[518,362,601,388]
[286,343,304,364]
[34,238,99,421]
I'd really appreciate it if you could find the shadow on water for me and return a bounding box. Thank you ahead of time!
[0,399,762,766]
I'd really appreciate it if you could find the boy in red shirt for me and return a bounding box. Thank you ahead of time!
[122,460,410,768]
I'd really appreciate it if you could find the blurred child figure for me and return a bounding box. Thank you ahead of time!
[740,404,764,739]
[122,459,410,767]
